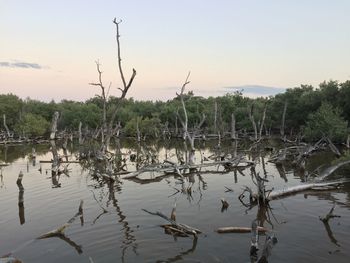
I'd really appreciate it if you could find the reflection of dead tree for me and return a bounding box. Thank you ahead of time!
[106,180,138,260]
[17,171,25,225]
[90,190,108,225]
[37,200,84,254]
[155,236,198,263]
[319,204,341,247]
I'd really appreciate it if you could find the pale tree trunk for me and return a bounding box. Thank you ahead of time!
[78,122,83,145]
[231,112,236,140]
[136,117,141,142]
[280,101,287,138]
[214,100,218,134]
[3,114,11,138]
[248,104,258,141]
[50,111,59,140]
[258,104,267,140]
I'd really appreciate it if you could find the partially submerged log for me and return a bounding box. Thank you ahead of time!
[217,226,268,234]
[142,208,201,237]
[37,200,83,239]
[268,181,347,201]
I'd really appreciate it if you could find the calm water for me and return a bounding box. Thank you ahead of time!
[0,140,349,262]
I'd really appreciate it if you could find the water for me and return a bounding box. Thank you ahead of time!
[0,140,349,262]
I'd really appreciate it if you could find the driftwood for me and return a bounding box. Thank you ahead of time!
[317,160,350,181]
[319,204,341,223]
[217,226,268,234]
[142,208,201,237]
[38,200,83,239]
[268,181,346,201]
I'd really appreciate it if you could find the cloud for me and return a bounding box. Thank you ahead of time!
[223,85,286,96]
[0,61,44,69]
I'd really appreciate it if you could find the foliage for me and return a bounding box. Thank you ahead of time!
[303,102,348,142]
[14,113,50,137]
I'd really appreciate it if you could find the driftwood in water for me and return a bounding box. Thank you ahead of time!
[142,208,201,237]
[319,204,341,247]
[319,204,341,223]
[317,160,350,181]
[217,226,268,234]
[38,200,84,239]
[268,181,346,201]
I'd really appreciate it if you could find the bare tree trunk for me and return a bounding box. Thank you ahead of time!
[280,101,287,138]
[258,103,267,140]
[214,100,218,135]
[136,117,141,142]
[50,111,59,140]
[102,19,136,150]
[78,122,83,145]
[50,140,60,175]
[248,104,258,141]
[89,61,109,146]
[3,114,11,138]
[231,112,236,140]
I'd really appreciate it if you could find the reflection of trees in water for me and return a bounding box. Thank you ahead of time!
[89,177,138,262]
[0,144,51,163]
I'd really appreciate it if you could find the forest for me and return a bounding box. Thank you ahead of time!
[1,78,350,143]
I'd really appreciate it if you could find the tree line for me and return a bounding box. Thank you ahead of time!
[0,79,349,142]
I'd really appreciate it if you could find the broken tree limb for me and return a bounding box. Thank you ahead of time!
[319,204,341,223]
[217,226,268,234]
[317,160,350,181]
[142,208,201,237]
[37,200,83,239]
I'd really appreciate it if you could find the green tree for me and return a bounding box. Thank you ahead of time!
[14,113,50,137]
[304,102,348,142]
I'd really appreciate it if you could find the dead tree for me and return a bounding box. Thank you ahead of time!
[3,114,11,139]
[280,101,287,139]
[248,103,258,141]
[89,60,110,146]
[78,121,83,145]
[258,103,267,141]
[231,112,237,140]
[105,19,136,146]
[176,72,206,151]
[50,111,59,140]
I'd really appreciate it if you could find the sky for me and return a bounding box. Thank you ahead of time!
[1,0,350,102]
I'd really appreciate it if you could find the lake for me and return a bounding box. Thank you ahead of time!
[0,139,349,262]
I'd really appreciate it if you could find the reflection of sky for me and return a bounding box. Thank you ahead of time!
[1,0,350,102]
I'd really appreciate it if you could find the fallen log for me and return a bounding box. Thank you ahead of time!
[142,208,201,237]
[268,180,347,201]
[317,160,350,181]
[217,226,268,234]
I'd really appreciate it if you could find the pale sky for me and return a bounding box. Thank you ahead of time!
[1,0,350,102]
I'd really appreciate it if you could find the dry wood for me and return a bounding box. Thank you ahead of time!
[280,101,287,138]
[2,114,11,138]
[317,160,350,181]
[268,181,346,201]
[50,111,59,140]
[37,200,83,239]
[319,204,341,223]
[142,208,201,237]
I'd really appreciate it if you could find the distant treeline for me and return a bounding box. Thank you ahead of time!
[0,80,349,142]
